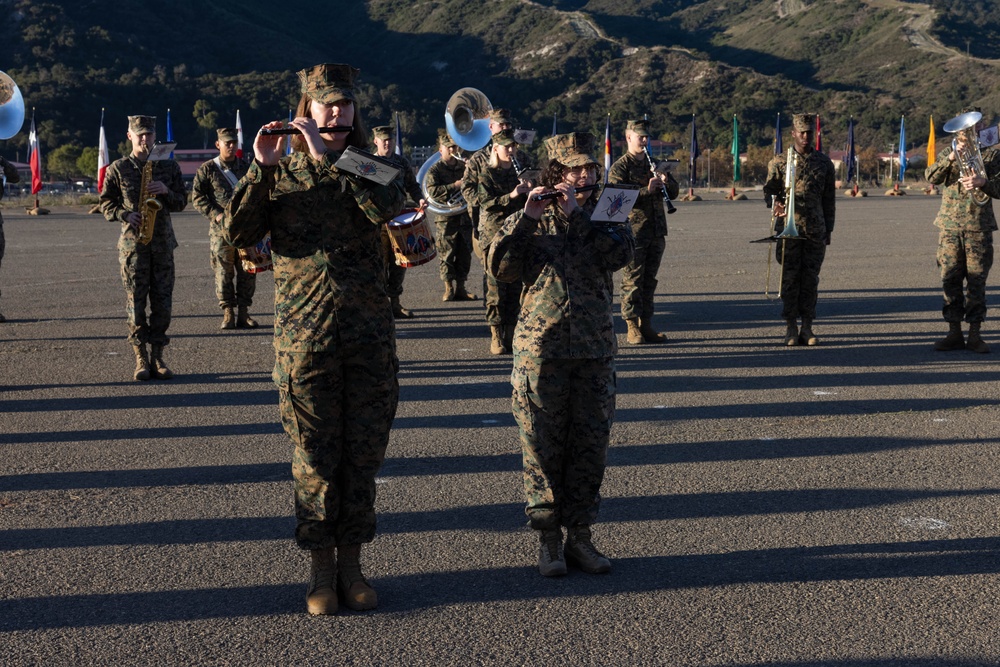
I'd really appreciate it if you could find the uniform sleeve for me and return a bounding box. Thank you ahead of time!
[569,207,635,272]
[461,157,482,208]
[926,149,957,185]
[607,156,629,186]
[486,211,539,283]
[979,147,1000,200]
[224,160,275,247]
[191,164,222,220]
[664,171,680,200]
[99,163,128,224]
[163,161,187,213]
[762,157,784,207]
[402,159,423,204]
[426,164,460,203]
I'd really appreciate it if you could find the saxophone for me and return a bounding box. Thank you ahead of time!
[137,159,162,245]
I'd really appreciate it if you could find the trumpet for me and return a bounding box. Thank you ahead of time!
[259,125,354,136]
[531,183,600,201]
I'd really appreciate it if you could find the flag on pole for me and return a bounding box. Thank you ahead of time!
[898,115,907,183]
[603,114,612,184]
[927,115,936,168]
[845,117,856,184]
[28,110,42,195]
[166,107,174,158]
[236,109,244,159]
[689,115,698,183]
[731,115,741,182]
[394,112,403,157]
[815,114,823,152]
[97,108,109,193]
[774,113,782,155]
[551,112,557,137]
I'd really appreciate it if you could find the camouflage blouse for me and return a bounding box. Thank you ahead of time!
[925,146,1000,231]
[763,148,836,240]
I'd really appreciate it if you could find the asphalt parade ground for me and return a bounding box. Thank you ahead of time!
[1,192,999,666]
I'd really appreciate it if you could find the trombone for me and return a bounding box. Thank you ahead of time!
[751,148,800,299]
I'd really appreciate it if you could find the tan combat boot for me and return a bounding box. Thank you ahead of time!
[337,544,378,611]
[306,547,338,615]
[799,318,818,346]
[490,326,506,355]
[537,528,567,577]
[565,525,611,574]
[934,322,965,351]
[625,318,644,345]
[132,344,151,381]
[220,307,236,330]
[638,318,667,343]
[390,296,414,319]
[150,345,173,380]
[442,280,455,302]
[454,280,477,301]
[966,322,990,354]
[237,305,258,329]
[784,319,799,346]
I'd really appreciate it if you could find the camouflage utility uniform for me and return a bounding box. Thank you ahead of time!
[486,201,635,530]
[100,155,187,347]
[925,146,1000,325]
[426,157,473,285]
[379,151,423,299]
[477,159,527,330]
[762,147,836,322]
[191,155,255,312]
[0,156,21,320]
[608,151,679,323]
[224,149,404,550]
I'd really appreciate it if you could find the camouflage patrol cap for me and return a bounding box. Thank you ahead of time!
[297,63,359,103]
[544,132,597,168]
[216,127,238,142]
[626,120,650,136]
[438,128,456,148]
[492,128,517,147]
[372,125,393,140]
[128,115,156,135]
[792,114,815,132]
[490,109,514,125]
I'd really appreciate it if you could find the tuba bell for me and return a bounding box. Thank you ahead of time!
[0,70,26,140]
[943,110,990,207]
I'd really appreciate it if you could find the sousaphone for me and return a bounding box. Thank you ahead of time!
[0,70,25,140]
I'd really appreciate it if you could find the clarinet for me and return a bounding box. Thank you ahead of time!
[643,146,677,215]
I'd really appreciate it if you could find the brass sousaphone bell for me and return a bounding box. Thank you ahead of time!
[417,87,494,215]
[0,70,26,140]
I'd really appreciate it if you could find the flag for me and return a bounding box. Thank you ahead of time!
[927,115,936,168]
[603,114,611,184]
[166,107,174,158]
[898,115,907,183]
[731,115,740,182]
[551,112,557,136]
[845,117,856,183]
[689,115,698,183]
[28,111,42,195]
[394,112,403,157]
[774,113,782,155]
[236,109,244,159]
[97,108,109,193]
[815,114,822,152]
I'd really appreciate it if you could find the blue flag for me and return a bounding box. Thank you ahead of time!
[166,107,174,158]
[898,115,907,183]
[846,118,856,183]
[690,115,698,183]
[551,112,557,137]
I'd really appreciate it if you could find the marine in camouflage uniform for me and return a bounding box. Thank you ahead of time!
[925,110,1000,353]
[487,132,635,577]
[371,125,424,318]
[99,115,187,380]
[762,113,836,346]
[461,108,515,261]
[476,129,531,354]
[426,129,476,301]
[0,155,21,322]
[191,127,255,330]
[608,119,679,345]
[225,63,404,616]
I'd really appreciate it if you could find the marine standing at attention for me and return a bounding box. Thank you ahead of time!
[99,115,187,380]
[426,129,476,302]
[224,63,404,616]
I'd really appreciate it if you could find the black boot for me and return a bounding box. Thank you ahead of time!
[784,319,799,347]
[934,322,965,351]
[966,322,990,354]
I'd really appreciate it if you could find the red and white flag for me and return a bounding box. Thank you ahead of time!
[28,113,42,195]
[604,114,612,184]
[235,109,244,159]
[97,109,109,193]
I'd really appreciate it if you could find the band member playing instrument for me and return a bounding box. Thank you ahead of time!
[192,127,256,330]
[224,63,404,616]
[486,132,635,577]
[0,154,21,322]
[762,113,836,346]
[372,124,425,318]
[99,115,187,380]
[925,108,1000,353]
[426,129,476,301]
[477,129,532,354]
[461,108,515,258]
[608,119,678,344]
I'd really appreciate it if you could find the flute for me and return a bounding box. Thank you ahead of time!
[259,126,354,136]
[531,183,600,201]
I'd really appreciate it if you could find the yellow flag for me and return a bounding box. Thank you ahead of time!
[928,116,936,167]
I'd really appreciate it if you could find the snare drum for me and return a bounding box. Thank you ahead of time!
[238,233,273,274]
[386,208,437,268]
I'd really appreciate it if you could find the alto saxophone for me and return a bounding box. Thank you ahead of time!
[137,159,162,245]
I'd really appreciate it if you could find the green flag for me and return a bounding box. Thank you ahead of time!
[731,114,741,182]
